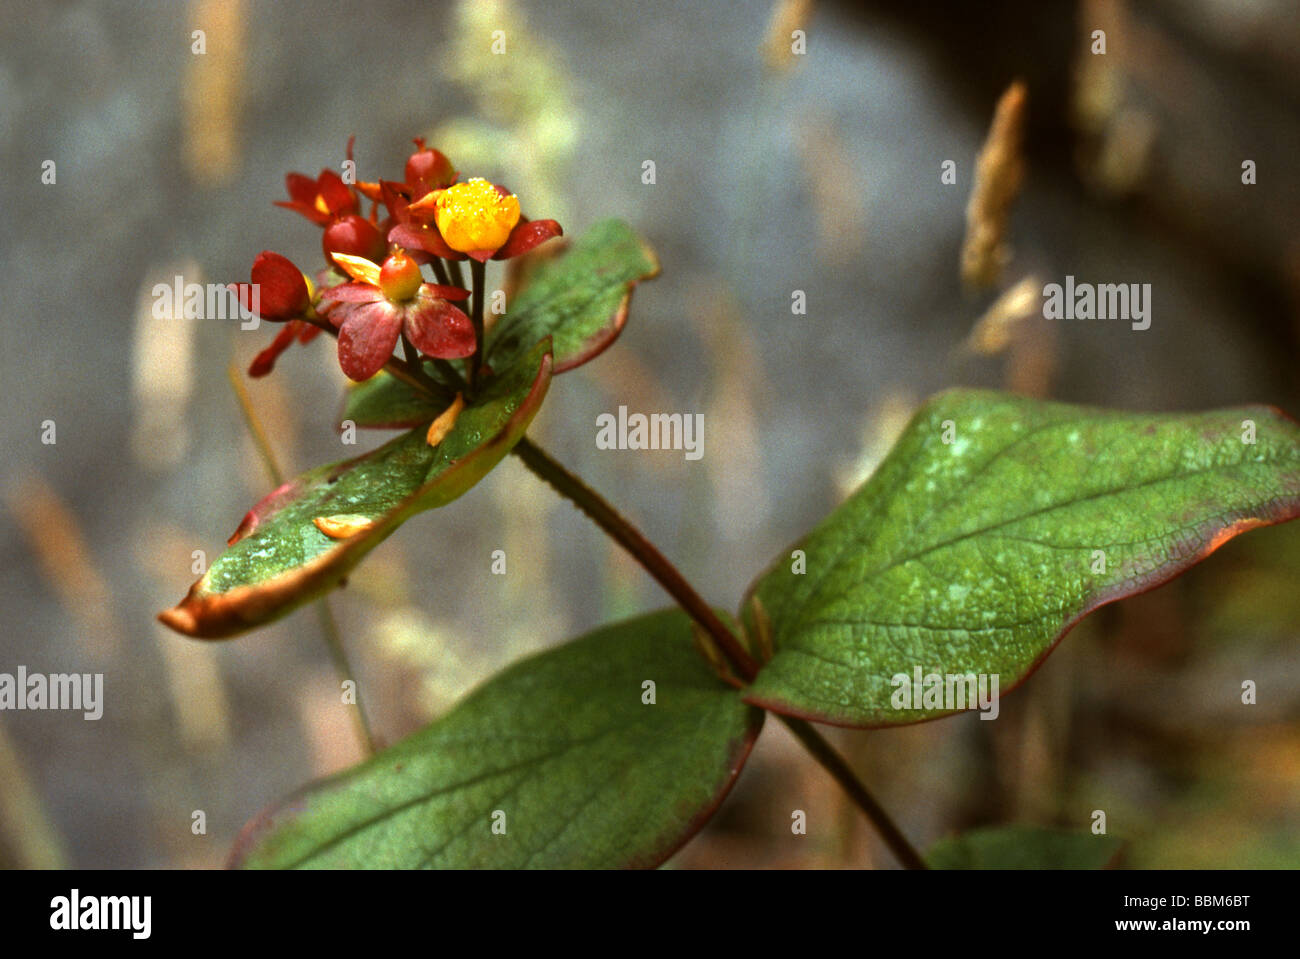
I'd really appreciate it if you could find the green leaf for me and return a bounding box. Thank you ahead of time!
[338,363,447,430]
[743,390,1300,726]
[927,825,1124,869]
[487,218,659,375]
[159,340,552,638]
[230,608,764,868]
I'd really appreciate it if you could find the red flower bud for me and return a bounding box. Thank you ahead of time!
[379,250,423,302]
[322,214,386,264]
[234,251,310,322]
[405,138,457,194]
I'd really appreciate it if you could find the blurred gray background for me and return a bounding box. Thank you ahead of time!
[2,0,1298,868]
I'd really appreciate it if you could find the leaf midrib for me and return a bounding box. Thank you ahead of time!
[278,728,618,869]
[782,424,1297,641]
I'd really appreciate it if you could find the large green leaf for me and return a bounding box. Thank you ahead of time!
[487,217,659,374]
[229,609,764,868]
[743,390,1300,726]
[159,340,552,638]
[928,826,1124,869]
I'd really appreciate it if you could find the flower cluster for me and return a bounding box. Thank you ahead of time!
[235,137,562,382]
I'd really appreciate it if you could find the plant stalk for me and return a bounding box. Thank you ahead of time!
[468,259,486,391]
[446,258,466,291]
[314,599,377,754]
[779,716,928,869]
[510,437,760,682]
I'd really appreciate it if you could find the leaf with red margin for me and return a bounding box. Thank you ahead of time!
[741,390,1300,727]
[927,826,1124,869]
[486,217,659,375]
[229,608,764,869]
[159,340,552,638]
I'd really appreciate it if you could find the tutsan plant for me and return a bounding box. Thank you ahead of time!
[160,138,1300,869]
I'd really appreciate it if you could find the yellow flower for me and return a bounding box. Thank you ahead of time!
[432,178,521,256]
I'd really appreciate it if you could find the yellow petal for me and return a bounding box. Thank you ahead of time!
[426,392,465,448]
[312,514,376,539]
[330,252,382,286]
